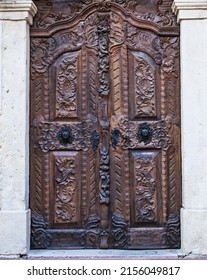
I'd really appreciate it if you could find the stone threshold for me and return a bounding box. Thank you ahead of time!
[1,249,207,259]
[27,249,184,260]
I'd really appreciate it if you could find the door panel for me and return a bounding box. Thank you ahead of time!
[30,0,181,249]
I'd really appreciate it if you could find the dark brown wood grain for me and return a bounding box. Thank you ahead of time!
[30,0,181,249]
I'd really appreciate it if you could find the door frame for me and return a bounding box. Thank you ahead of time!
[1,0,207,256]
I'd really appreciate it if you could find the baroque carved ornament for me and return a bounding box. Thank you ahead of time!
[32,0,177,30]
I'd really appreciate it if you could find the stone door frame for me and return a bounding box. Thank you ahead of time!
[0,0,207,256]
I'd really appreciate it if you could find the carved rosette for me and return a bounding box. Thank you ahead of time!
[55,157,77,223]
[31,212,52,249]
[135,157,156,222]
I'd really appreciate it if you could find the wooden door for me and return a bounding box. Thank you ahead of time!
[30,0,181,249]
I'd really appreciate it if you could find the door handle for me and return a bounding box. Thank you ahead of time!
[57,125,74,146]
[57,125,100,150]
[137,123,153,145]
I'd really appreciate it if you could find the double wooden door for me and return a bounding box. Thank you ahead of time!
[30,0,181,249]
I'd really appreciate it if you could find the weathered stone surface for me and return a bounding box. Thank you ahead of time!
[0,0,36,255]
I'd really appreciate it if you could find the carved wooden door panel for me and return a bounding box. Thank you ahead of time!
[30,0,181,249]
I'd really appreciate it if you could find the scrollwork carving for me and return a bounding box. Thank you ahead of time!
[81,214,101,248]
[31,117,95,152]
[164,211,180,248]
[112,0,177,27]
[99,145,110,204]
[56,55,78,118]
[55,157,77,223]
[112,116,171,150]
[134,55,156,116]
[97,14,110,97]
[31,212,52,249]
[112,213,129,248]
[135,157,156,222]
[127,26,162,65]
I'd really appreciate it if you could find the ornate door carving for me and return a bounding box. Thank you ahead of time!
[30,0,181,249]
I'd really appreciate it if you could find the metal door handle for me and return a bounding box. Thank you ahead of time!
[57,125,74,146]
[137,123,153,145]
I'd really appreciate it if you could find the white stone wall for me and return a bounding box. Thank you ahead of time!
[0,0,207,256]
[173,0,207,255]
[0,0,37,255]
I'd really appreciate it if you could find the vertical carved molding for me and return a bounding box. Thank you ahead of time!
[98,14,110,206]
[99,145,110,204]
[97,13,110,248]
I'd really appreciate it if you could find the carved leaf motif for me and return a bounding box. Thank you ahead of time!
[84,14,99,49]
[127,26,162,65]
[113,116,171,150]
[135,157,156,222]
[162,37,179,76]
[55,157,77,223]
[99,145,110,204]
[112,0,176,27]
[56,56,78,117]
[31,38,57,75]
[98,14,110,97]
[135,56,156,116]
[109,13,125,48]
[32,117,95,152]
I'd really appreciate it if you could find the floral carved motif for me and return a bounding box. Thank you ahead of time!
[99,145,110,204]
[135,157,156,222]
[127,26,162,65]
[97,14,110,97]
[55,157,77,223]
[112,116,172,150]
[135,55,156,116]
[112,0,177,27]
[31,117,95,152]
[33,1,177,30]
[55,55,78,118]
[31,26,83,74]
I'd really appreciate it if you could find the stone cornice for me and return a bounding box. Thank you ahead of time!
[172,0,207,21]
[0,1,37,25]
